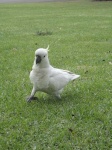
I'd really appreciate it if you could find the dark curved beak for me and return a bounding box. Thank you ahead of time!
[36,55,41,64]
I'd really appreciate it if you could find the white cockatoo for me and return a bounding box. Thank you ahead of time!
[27,46,80,102]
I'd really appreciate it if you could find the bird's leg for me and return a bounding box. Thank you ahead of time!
[54,91,61,99]
[54,89,63,99]
[27,86,38,102]
[55,94,61,99]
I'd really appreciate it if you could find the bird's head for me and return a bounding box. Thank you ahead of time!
[34,46,50,67]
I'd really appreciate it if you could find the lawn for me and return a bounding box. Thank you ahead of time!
[0,1,112,149]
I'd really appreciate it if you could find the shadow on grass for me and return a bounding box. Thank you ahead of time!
[26,90,82,106]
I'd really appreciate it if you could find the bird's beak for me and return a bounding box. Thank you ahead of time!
[36,55,41,64]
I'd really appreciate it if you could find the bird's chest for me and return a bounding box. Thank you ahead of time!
[30,69,49,90]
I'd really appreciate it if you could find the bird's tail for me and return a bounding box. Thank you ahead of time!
[72,74,80,81]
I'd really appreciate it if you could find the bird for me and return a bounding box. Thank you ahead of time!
[27,46,80,102]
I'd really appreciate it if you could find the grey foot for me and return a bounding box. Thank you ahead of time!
[55,94,61,99]
[26,96,38,102]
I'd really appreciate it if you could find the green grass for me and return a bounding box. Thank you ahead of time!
[0,1,112,149]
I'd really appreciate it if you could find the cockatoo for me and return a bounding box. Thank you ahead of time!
[27,46,80,102]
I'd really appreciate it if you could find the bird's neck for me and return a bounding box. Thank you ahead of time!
[40,60,50,68]
[33,59,50,70]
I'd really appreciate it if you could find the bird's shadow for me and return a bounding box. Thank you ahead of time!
[27,90,81,105]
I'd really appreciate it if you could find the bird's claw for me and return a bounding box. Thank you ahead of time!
[26,96,38,102]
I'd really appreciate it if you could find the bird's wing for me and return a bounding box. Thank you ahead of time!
[48,67,80,91]
[60,69,80,80]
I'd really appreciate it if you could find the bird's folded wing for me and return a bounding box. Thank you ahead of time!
[49,68,80,91]
[60,69,80,80]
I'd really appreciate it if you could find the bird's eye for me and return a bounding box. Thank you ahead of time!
[44,56,45,57]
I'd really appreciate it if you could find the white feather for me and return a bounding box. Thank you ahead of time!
[27,47,80,101]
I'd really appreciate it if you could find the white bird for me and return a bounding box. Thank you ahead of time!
[27,46,80,102]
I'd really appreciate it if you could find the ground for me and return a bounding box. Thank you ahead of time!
[0,0,70,3]
[0,0,112,149]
